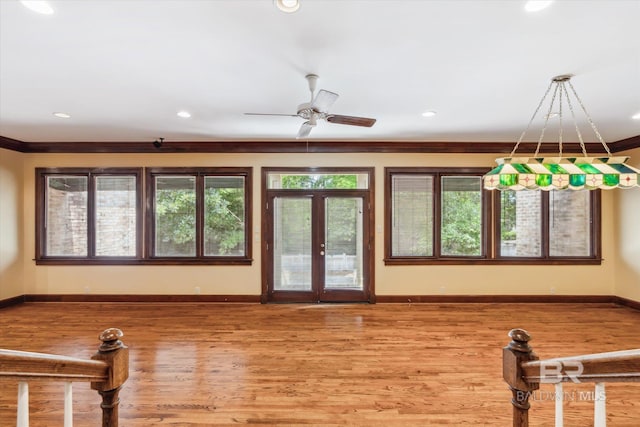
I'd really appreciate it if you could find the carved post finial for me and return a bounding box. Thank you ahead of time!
[508,328,533,353]
[99,328,124,352]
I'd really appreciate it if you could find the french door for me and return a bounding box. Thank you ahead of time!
[265,191,371,302]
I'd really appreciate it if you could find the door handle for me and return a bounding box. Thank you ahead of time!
[320,251,325,256]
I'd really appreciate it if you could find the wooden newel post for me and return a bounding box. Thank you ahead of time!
[503,328,539,427]
[91,328,129,427]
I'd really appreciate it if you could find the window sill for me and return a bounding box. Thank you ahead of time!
[383,257,603,266]
[35,258,254,266]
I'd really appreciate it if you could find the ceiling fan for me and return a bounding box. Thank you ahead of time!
[245,74,376,138]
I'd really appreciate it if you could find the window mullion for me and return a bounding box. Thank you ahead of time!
[433,173,441,258]
[196,173,205,258]
[87,173,96,259]
[541,192,550,259]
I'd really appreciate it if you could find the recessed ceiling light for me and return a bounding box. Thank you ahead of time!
[275,0,300,13]
[524,1,553,12]
[177,111,192,118]
[53,112,71,119]
[20,1,54,15]
[545,112,559,119]
[422,110,437,118]
[632,112,640,120]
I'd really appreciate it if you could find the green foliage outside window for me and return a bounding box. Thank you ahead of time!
[155,181,245,256]
[281,174,357,189]
[204,186,245,255]
[441,190,482,256]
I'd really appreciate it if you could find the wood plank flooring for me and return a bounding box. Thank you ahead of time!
[1,302,639,426]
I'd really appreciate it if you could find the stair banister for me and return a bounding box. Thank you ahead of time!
[0,328,128,427]
[504,328,640,427]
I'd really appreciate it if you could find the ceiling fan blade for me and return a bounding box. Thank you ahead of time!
[326,114,376,127]
[296,121,314,139]
[244,113,299,117]
[311,89,339,113]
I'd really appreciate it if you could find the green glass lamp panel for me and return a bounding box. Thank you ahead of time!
[512,163,533,173]
[486,165,502,175]
[608,163,637,174]
[603,174,619,186]
[535,174,552,187]
[545,163,569,174]
[499,174,518,187]
[575,163,601,174]
[569,174,586,187]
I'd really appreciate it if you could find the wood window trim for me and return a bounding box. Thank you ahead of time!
[145,167,253,265]
[35,167,143,264]
[261,166,376,302]
[492,189,602,262]
[384,167,601,265]
[384,167,491,264]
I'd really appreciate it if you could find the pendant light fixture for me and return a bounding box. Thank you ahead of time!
[484,75,639,191]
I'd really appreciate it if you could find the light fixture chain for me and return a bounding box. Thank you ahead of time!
[558,81,564,157]
[510,80,555,157]
[534,82,560,157]
[566,80,612,157]
[563,82,589,157]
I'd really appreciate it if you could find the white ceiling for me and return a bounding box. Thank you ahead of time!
[1,0,639,144]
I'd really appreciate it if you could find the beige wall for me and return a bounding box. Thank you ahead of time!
[615,148,640,301]
[0,148,24,299]
[17,151,622,298]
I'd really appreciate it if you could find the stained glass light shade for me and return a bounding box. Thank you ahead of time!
[483,74,639,192]
[484,156,640,191]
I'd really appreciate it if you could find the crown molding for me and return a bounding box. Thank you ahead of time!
[0,135,27,152]
[2,135,639,154]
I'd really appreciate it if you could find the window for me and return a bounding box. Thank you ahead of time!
[36,168,142,262]
[146,168,251,263]
[385,168,489,263]
[385,168,600,264]
[496,189,599,259]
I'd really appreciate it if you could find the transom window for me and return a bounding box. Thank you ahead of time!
[267,172,369,189]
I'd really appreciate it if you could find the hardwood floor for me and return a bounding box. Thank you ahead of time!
[1,302,639,426]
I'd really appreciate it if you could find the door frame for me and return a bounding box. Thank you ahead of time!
[261,167,375,303]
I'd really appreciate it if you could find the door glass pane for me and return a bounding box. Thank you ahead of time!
[549,190,591,256]
[441,176,482,256]
[46,176,88,256]
[325,197,363,290]
[391,175,434,256]
[500,190,542,257]
[204,176,245,256]
[154,176,196,256]
[95,176,137,256]
[273,197,312,291]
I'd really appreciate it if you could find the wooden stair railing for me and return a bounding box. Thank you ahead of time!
[503,328,640,427]
[0,328,129,427]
